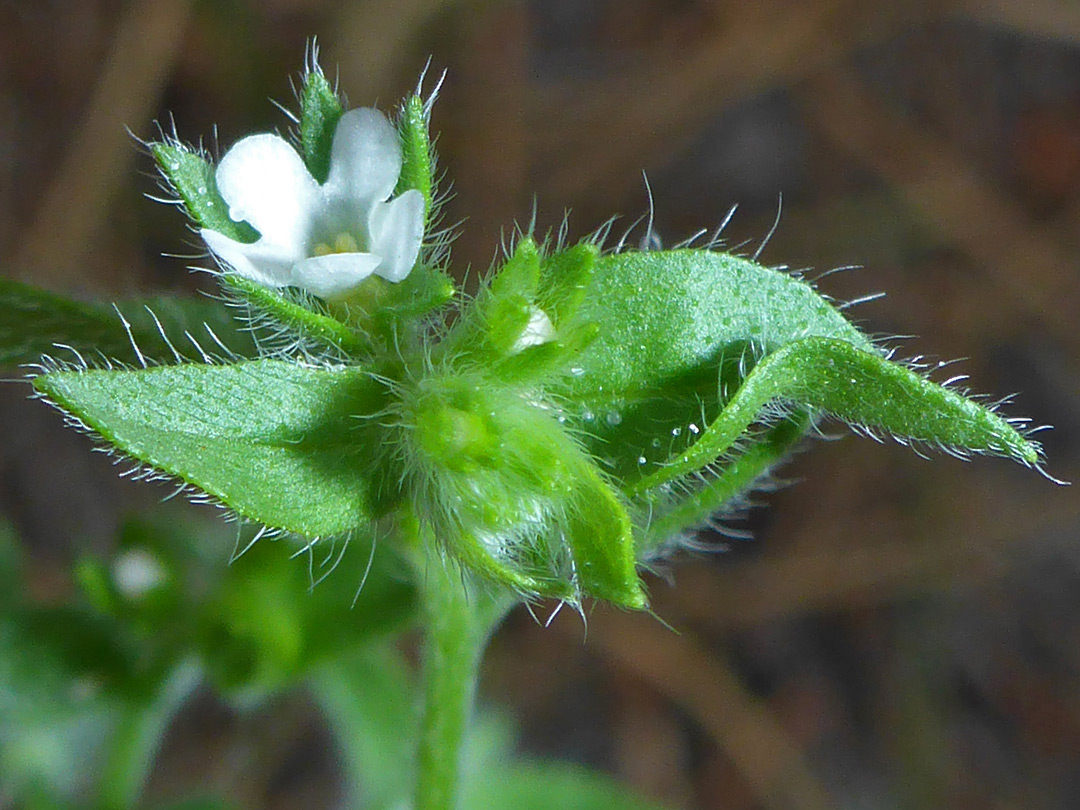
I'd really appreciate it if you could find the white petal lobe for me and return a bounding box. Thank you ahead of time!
[292,253,382,299]
[368,189,425,283]
[325,108,402,204]
[214,133,318,254]
[201,229,297,288]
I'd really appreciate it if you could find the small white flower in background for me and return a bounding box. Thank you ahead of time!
[112,548,167,600]
[201,108,425,299]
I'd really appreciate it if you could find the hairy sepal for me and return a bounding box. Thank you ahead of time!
[334,265,456,342]
[222,276,374,357]
[402,372,645,609]
[395,93,435,222]
[34,360,393,536]
[151,143,258,243]
[440,238,599,385]
[299,64,345,184]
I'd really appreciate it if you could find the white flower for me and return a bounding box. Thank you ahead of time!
[201,108,424,299]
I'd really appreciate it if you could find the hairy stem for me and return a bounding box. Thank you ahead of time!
[413,556,511,810]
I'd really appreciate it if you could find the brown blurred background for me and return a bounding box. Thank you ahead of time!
[2,1,1080,808]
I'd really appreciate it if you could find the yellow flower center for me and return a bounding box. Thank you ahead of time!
[312,232,361,256]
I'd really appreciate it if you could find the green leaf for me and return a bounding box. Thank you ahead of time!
[200,533,415,696]
[569,249,872,405]
[463,761,673,810]
[561,249,870,481]
[150,144,258,243]
[563,249,1037,501]
[395,93,434,220]
[299,65,344,184]
[0,278,258,368]
[628,337,1038,497]
[34,361,392,536]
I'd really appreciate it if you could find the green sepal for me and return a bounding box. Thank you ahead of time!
[222,275,373,356]
[334,265,457,334]
[376,264,456,323]
[563,457,643,607]
[34,360,393,537]
[490,323,599,384]
[491,237,541,297]
[628,337,1038,498]
[441,238,542,363]
[395,93,434,220]
[298,65,344,184]
[150,144,258,243]
[537,241,598,327]
[407,372,645,608]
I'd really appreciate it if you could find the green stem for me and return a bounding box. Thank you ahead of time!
[309,645,417,810]
[413,558,511,810]
[97,659,201,810]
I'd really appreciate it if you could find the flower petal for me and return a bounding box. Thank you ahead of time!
[201,229,297,288]
[214,133,317,254]
[512,307,556,353]
[291,252,382,299]
[368,189,425,283]
[324,108,402,204]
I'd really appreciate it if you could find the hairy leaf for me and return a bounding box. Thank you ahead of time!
[34,361,391,536]
[565,250,1036,494]
[628,337,1038,497]
[570,249,872,403]
[563,249,868,482]
[0,278,257,367]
